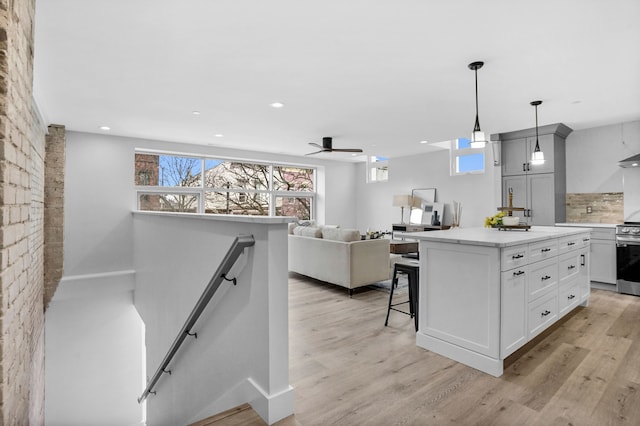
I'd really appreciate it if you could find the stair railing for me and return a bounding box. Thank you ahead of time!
[138,234,256,403]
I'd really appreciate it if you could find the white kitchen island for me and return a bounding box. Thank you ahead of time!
[411,226,591,377]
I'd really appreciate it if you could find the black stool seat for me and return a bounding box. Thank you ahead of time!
[384,261,419,331]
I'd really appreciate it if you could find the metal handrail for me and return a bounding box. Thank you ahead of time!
[138,234,255,403]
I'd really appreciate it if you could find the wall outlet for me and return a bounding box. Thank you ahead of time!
[586,206,593,214]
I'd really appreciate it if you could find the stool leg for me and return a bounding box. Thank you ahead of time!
[410,270,419,331]
[385,268,399,326]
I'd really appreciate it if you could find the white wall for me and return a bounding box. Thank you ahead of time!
[565,120,640,193]
[45,273,145,426]
[64,131,359,278]
[51,131,343,425]
[133,214,292,425]
[355,148,500,232]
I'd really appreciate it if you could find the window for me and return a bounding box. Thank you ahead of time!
[134,152,315,221]
[367,156,389,183]
[451,138,485,175]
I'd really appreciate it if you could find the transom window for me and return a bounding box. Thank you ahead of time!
[134,152,315,221]
[450,138,485,175]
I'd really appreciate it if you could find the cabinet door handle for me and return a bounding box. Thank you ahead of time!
[580,254,585,266]
[568,265,576,270]
[568,294,576,300]
[583,238,590,242]
[512,254,524,259]
[523,163,527,172]
[541,310,551,317]
[541,248,551,253]
[567,242,576,246]
[541,275,551,281]
[513,270,525,276]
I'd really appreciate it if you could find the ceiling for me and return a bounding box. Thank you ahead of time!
[33,0,640,161]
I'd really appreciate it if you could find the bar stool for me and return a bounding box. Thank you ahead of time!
[384,260,419,331]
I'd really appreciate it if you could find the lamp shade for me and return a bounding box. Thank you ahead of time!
[470,130,487,148]
[531,149,545,165]
[393,194,412,207]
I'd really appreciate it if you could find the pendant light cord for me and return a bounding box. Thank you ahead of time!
[474,68,481,133]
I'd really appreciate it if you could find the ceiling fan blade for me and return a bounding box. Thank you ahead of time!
[305,150,324,156]
[332,148,363,153]
[308,142,324,149]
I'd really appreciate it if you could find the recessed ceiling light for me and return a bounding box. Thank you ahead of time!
[420,140,428,144]
[192,111,201,115]
[214,134,224,138]
[632,163,639,167]
[270,102,284,108]
[99,126,110,131]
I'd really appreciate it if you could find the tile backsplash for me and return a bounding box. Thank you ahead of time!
[565,192,624,223]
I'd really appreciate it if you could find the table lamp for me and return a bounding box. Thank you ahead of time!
[393,194,412,224]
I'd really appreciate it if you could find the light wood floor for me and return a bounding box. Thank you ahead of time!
[213,274,640,425]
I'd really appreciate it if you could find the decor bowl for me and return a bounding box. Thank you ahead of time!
[502,216,520,226]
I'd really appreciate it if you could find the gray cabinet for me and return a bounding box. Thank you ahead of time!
[502,134,556,176]
[493,123,572,225]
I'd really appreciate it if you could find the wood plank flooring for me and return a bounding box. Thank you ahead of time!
[213,274,640,425]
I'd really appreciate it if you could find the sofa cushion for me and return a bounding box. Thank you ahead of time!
[293,225,322,238]
[289,220,317,234]
[322,227,360,242]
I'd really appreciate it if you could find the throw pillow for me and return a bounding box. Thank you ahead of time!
[293,226,322,238]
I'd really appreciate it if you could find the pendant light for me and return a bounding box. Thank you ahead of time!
[530,100,545,165]
[468,61,487,149]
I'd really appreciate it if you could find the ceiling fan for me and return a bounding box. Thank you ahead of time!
[306,137,363,155]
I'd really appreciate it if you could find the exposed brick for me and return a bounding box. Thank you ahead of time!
[0,0,46,423]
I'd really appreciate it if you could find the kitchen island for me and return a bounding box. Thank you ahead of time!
[411,226,591,376]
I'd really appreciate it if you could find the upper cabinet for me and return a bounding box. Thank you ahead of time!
[502,134,556,175]
[493,123,573,177]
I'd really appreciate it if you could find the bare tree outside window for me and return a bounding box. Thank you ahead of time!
[134,152,315,220]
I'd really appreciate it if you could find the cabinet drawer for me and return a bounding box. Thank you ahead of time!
[559,251,580,284]
[591,228,615,241]
[527,257,558,301]
[558,234,584,253]
[559,280,580,317]
[528,292,558,339]
[529,239,558,263]
[501,245,529,271]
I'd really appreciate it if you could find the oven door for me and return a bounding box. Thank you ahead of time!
[617,239,640,295]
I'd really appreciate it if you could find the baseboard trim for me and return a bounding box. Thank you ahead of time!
[247,378,295,425]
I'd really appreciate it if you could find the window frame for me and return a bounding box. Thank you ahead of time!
[134,149,316,220]
[450,138,486,176]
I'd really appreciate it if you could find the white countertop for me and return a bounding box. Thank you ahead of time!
[410,226,589,248]
[555,222,617,229]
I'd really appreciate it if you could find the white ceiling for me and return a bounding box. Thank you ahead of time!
[33,0,640,161]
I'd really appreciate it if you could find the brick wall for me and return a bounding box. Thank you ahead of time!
[565,192,624,224]
[44,125,64,308]
[0,0,46,424]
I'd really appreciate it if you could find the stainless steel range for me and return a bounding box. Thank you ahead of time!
[617,222,640,296]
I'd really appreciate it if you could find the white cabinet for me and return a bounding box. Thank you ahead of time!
[590,228,616,284]
[417,229,590,377]
[501,267,528,357]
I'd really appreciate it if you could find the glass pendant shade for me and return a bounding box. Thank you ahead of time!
[470,130,487,148]
[531,144,545,165]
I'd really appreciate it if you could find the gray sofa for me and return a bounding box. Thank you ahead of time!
[288,224,391,295]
